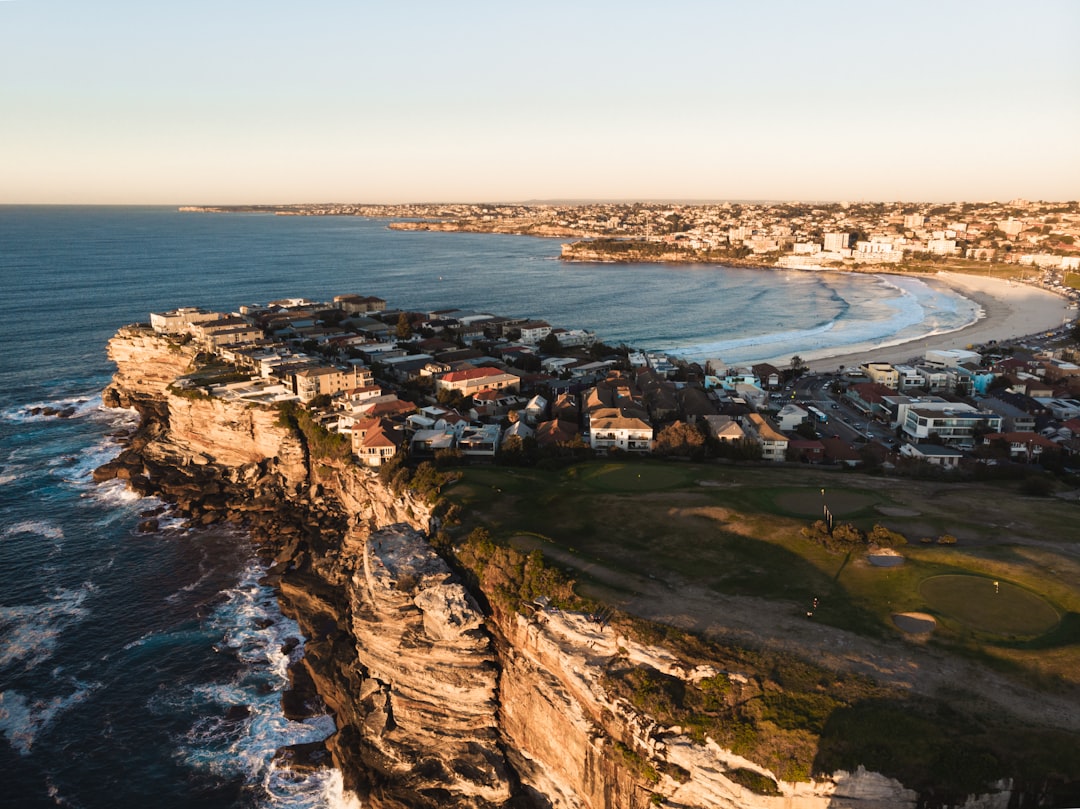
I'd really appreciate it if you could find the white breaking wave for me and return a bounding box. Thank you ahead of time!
[670,273,980,366]
[3,520,65,542]
[0,677,101,755]
[262,765,364,809]
[175,560,349,808]
[0,582,96,670]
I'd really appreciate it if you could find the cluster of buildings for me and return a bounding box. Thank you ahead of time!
[191,200,1080,293]
[148,291,1080,473]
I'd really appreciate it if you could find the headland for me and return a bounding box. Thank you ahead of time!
[93,288,1080,809]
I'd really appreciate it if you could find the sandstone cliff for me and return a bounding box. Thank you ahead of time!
[98,327,1020,809]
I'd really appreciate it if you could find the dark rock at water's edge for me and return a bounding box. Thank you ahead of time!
[274,739,332,774]
[28,405,78,418]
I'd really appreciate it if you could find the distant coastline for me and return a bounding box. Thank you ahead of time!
[179,202,1078,372]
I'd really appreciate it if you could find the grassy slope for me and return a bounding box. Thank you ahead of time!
[443,460,1080,794]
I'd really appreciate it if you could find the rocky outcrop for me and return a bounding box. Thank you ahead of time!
[104,324,199,404]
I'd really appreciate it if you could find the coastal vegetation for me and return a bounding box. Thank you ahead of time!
[275,401,352,461]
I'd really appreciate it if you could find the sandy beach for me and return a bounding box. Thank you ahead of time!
[804,272,1076,373]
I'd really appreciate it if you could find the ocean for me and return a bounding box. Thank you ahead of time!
[0,206,979,808]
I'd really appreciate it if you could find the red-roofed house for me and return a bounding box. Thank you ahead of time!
[846,382,899,419]
[983,432,1058,462]
[535,419,580,447]
[363,398,418,419]
[435,366,520,396]
[351,419,404,467]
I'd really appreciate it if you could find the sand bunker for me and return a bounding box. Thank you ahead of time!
[868,549,905,567]
[893,612,936,634]
[876,506,921,517]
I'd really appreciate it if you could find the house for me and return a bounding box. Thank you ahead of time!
[982,393,1040,432]
[820,437,863,467]
[410,429,457,455]
[924,348,981,369]
[458,423,502,457]
[776,404,809,432]
[363,398,418,420]
[350,418,404,467]
[914,365,951,393]
[982,432,1058,462]
[436,366,520,396]
[523,395,548,426]
[751,363,782,389]
[956,362,996,395]
[899,443,964,468]
[788,439,825,463]
[502,420,534,445]
[702,415,746,443]
[552,393,580,425]
[744,413,788,462]
[587,408,653,453]
[535,419,580,447]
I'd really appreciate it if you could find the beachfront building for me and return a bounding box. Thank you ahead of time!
[862,363,900,389]
[854,239,903,263]
[924,349,981,369]
[824,232,852,252]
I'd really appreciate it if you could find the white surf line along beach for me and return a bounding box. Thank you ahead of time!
[803,272,1075,373]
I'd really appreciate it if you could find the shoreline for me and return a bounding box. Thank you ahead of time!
[800,272,1075,373]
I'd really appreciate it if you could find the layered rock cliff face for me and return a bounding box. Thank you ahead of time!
[99,327,1012,809]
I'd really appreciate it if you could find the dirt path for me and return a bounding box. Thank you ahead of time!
[514,536,1080,734]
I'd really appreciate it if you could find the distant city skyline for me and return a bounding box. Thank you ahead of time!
[2,0,1078,205]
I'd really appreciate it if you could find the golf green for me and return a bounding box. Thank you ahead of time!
[919,574,1059,636]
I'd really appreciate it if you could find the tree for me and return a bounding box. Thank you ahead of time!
[539,332,561,354]
[654,421,707,458]
[790,355,808,378]
[395,312,413,341]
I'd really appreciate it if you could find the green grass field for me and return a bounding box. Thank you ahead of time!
[920,574,1060,636]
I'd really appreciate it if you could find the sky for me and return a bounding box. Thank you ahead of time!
[2,0,1078,205]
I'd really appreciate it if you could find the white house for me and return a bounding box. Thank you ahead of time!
[744,413,789,462]
[776,404,809,432]
[587,408,653,453]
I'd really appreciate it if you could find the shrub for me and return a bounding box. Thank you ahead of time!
[868,524,907,547]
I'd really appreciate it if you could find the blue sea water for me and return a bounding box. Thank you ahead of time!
[0,206,979,808]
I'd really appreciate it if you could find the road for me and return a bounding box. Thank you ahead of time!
[788,373,897,447]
